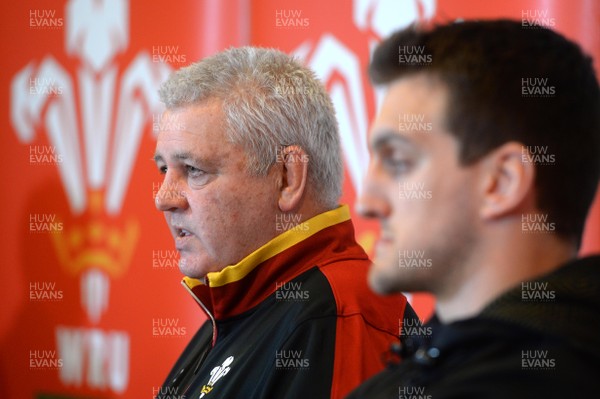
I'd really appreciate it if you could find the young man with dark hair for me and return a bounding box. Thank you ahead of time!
[349,19,600,398]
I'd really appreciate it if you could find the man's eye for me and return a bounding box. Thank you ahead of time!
[186,165,204,177]
[158,165,167,174]
[379,147,413,176]
[383,158,411,175]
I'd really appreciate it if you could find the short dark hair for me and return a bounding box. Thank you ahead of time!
[370,19,600,245]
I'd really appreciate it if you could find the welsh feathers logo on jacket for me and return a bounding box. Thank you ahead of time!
[200,356,235,398]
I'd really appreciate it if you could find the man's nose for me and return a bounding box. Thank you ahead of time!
[155,174,188,212]
[355,163,391,220]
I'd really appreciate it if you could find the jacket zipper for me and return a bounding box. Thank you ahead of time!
[181,279,218,347]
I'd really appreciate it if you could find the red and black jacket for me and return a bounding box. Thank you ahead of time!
[157,206,416,399]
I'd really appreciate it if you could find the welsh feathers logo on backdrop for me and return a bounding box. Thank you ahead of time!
[10,0,170,392]
[293,0,436,195]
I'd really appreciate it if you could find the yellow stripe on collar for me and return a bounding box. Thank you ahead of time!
[182,276,204,289]
[197,205,351,288]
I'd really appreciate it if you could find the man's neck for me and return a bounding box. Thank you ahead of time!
[434,229,576,324]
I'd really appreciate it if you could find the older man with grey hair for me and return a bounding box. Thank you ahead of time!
[153,47,416,399]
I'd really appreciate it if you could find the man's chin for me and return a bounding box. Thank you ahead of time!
[367,262,401,295]
[178,256,213,279]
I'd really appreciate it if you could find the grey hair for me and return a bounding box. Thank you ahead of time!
[158,46,342,208]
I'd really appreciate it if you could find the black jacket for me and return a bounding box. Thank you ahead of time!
[347,256,600,398]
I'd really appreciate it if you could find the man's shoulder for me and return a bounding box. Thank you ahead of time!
[480,255,600,358]
[309,260,411,337]
[429,325,600,398]
[349,317,600,399]
[271,262,409,331]
[317,258,408,309]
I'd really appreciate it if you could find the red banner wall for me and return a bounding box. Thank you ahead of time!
[1,1,598,398]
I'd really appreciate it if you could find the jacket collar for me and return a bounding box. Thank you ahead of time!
[418,256,600,359]
[479,255,600,356]
[180,205,365,320]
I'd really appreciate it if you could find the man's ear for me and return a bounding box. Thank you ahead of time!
[277,145,309,212]
[479,141,536,220]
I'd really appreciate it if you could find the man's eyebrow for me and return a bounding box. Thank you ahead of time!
[153,152,198,164]
[370,129,414,151]
[173,152,197,162]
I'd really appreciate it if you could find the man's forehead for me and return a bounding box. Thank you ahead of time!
[368,76,451,150]
[386,73,448,104]
[154,125,243,171]
[154,100,225,148]
[370,128,414,150]
[160,100,224,131]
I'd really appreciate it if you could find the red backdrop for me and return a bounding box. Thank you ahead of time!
[1,0,598,398]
